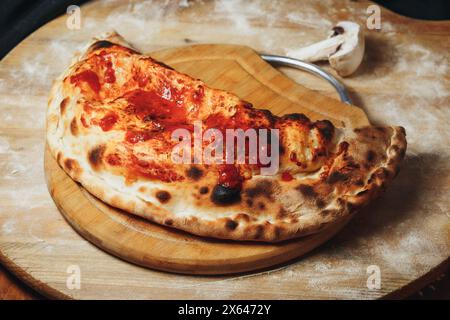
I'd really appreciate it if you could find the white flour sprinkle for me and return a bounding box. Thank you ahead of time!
[214,0,261,36]
[178,0,191,8]
[12,54,50,85]
[314,262,332,272]
[0,136,10,153]
[286,12,332,29]
[1,219,16,234]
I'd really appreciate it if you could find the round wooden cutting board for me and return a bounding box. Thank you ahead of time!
[1,0,449,299]
[44,44,365,275]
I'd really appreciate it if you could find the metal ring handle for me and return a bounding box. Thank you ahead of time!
[260,54,353,105]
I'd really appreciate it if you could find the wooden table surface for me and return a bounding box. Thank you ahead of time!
[1,262,448,299]
[0,0,449,299]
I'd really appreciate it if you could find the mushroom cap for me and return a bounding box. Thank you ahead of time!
[328,21,365,77]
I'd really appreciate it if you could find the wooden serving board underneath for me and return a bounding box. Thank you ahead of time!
[1,0,449,299]
[44,44,366,275]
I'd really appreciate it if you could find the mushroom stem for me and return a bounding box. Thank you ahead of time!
[286,36,344,62]
[285,21,365,77]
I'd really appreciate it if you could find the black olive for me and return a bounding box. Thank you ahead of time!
[211,185,241,205]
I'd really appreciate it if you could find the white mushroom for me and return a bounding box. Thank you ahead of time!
[286,21,365,77]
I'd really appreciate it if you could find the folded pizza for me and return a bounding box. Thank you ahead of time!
[46,33,406,242]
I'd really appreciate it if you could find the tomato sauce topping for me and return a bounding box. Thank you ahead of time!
[99,112,118,131]
[133,72,150,87]
[104,64,116,83]
[281,171,294,181]
[218,164,243,190]
[70,51,117,94]
[70,70,101,94]
[192,85,204,105]
[125,130,154,144]
[106,154,121,166]
[125,89,187,125]
[80,115,89,128]
[204,113,229,131]
[99,53,116,83]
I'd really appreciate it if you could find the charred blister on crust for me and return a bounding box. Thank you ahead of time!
[186,166,203,180]
[56,151,62,164]
[274,226,282,239]
[70,118,78,136]
[88,145,105,170]
[199,186,209,194]
[63,158,81,177]
[343,157,361,169]
[258,109,277,126]
[326,171,349,184]
[281,113,310,122]
[164,218,174,226]
[366,150,376,163]
[109,195,122,209]
[64,158,75,171]
[277,207,287,219]
[253,225,264,239]
[60,97,70,115]
[89,40,138,55]
[89,40,115,52]
[337,141,350,154]
[155,190,171,203]
[235,213,251,222]
[315,198,326,209]
[138,186,147,193]
[296,184,317,198]
[225,219,238,231]
[314,120,334,142]
[245,180,274,200]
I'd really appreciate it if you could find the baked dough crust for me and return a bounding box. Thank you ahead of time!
[46,32,407,242]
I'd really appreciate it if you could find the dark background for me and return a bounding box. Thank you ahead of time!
[1,0,450,59]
